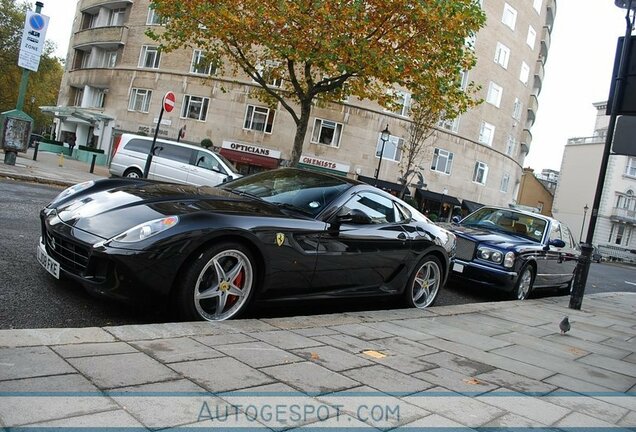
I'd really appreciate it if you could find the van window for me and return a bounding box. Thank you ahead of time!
[193,150,225,174]
[156,143,193,163]
[124,138,152,153]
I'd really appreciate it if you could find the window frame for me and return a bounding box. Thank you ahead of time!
[478,121,495,146]
[128,88,152,113]
[243,105,275,134]
[626,157,636,177]
[520,62,530,85]
[180,94,210,121]
[512,98,523,120]
[138,45,161,69]
[146,7,163,25]
[431,148,454,175]
[486,81,503,108]
[502,3,518,30]
[500,172,510,192]
[310,118,344,148]
[473,161,489,185]
[190,49,216,76]
[527,25,537,49]
[494,42,511,69]
[375,134,403,162]
[506,134,516,156]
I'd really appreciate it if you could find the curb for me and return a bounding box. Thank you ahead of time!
[0,173,72,188]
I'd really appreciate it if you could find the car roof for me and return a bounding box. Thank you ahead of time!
[120,133,209,152]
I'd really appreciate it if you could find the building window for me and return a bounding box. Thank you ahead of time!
[459,70,469,90]
[147,7,163,25]
[500,172,510,192]
[80,12,97,30]
[502,3,517,30]
[96,50,117,68]
[494,42,511,69]
[473,161,488,185]
[91,89,107,108]
[376,134,403,162]
[386,91,411,116]
[478,121,495,146]
[79,50,91,68]
[533,0,542,13]
[190,50,216,75]
[506,135,516,156]
[181,95,209,121]
[486,82,503,108]
[254,61,283,87]
[109,8,126,26]
[438,114,460,133]
[527,26,537,49]
[519,62,530,85]
[71,87,84,107]
[512,98,523,120]
[615,224,626,245]
[139,46,161,69]
[311,119,343,147]
[431,148,453,175]
[128,88,152,112]
[626,157,636,177]
[244,105,275,133]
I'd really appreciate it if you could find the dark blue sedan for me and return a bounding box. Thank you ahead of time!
[448,206,580,300]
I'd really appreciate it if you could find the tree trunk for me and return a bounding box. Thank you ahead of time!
[289,100,312,167]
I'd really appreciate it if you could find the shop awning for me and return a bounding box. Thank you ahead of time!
[220,148,280,169]
[357,175,410,195]
[39,106,114,125]
[462,199,485,213]
[415,189,461,206]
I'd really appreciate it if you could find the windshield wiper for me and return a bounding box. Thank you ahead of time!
[272,202,313,217]
[226,189,262,200]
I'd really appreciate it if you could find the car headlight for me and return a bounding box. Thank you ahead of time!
[504,251,515,268]
[53,181,94,202]
[112,216,179,243]
[478,247,504,264]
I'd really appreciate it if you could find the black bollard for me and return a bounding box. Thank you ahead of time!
[32,141,39,161]
[89,154,97,173]
[569,243,593,310]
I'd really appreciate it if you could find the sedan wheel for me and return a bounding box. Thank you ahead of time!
[177,242,256,321]
[124,168,143,179]
[513,265,534,300]
[405,255,442,309]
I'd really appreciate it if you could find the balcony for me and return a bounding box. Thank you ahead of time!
[80,0,132,13]
[567,135,605,145]
[533,60,545,95]
[610,207,636,223]
[526,94,539,126]
[73,26,128,50]
[540,26,551,62]
[545,0,556,32]
[520,129,532,155]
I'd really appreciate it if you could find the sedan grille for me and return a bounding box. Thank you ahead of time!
[45,230,90,273]
[455,237,476,261]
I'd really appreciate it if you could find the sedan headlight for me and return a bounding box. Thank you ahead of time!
[503,251,515,268]
[478,247,504,264]
[53,180,94,202]
[112,216,179,243]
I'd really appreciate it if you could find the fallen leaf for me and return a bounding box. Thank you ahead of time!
[310,352,320,360]
[462,378,482,385]
[362,350,386,359]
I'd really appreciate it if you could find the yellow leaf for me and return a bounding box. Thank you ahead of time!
[362,350,386,359]
[463,378,482,385]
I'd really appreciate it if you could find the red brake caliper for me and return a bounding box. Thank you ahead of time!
[226,269,244,307]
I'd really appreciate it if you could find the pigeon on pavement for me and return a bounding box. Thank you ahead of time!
[559,316,570,335]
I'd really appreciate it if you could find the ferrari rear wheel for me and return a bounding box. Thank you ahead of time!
[176,242,256,321]
[404,255,442,309]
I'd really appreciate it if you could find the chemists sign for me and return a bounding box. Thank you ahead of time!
[18,11,50,72]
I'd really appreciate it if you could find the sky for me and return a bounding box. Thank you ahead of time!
[35,0,628,172]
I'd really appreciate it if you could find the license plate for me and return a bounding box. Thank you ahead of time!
[452,262,464,273]
[37,241,60,279]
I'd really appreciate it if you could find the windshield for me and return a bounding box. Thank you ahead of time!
[222,169,352,217]
[461,207,547,242]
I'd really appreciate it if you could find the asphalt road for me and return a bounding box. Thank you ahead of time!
[1,179,634,329]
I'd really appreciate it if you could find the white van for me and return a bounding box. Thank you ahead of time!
[109,134,241,186]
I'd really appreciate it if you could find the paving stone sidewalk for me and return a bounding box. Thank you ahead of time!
[0,293,634,430]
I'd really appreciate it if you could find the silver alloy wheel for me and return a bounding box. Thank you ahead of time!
[517,267,533,300]
[193,249,254,321]
[411,259,441,308]
[125,170,142,178]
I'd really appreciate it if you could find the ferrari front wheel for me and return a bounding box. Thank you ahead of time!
[404,255,442,309]
[176,242,256,321]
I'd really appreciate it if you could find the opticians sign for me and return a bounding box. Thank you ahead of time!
[222,141,281,159]
[18,11,50,72]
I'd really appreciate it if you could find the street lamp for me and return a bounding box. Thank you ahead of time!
[570,0,636,310]
[580,204,589,242]
[374,124,391,186]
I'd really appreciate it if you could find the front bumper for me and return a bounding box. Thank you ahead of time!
[450,258,518,292]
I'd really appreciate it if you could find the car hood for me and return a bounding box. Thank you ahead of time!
[449,225,537,248]
[51,182,285,239]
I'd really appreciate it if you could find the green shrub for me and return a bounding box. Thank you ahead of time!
[200,138,213,148]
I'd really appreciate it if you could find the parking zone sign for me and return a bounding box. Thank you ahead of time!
[18,11,50,72]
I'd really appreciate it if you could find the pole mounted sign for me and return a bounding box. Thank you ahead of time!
[18,11,50,72]
[163,91,176,112]
[144,91,176,178]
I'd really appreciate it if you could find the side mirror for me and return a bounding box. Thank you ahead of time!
[451,215,461,224]
[548,239,566,248]
[336,208,373,225]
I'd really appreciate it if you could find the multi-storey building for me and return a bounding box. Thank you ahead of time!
[516,167,554,216]
[552,101,636,262]
[49,0,556,217]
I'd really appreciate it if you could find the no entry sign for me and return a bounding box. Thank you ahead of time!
[163,91,176,112]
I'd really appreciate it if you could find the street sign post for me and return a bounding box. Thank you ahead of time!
[18,10,50,72]
[143,91,176,178]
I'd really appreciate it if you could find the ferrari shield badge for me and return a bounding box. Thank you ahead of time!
[275,233,285,247]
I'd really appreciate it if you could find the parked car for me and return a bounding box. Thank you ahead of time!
[109,134,241,186]
[37,168,456,321]
[448,206,580,300]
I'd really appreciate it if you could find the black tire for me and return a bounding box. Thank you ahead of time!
[175,242,257,321]
[511,264,535,300]
[123,168,143,178]
[403,255,443,309]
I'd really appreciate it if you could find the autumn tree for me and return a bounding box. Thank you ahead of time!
[0,0,64,132]
[149,0,485,166]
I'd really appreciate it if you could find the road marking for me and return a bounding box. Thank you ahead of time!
[626,281,636,286]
